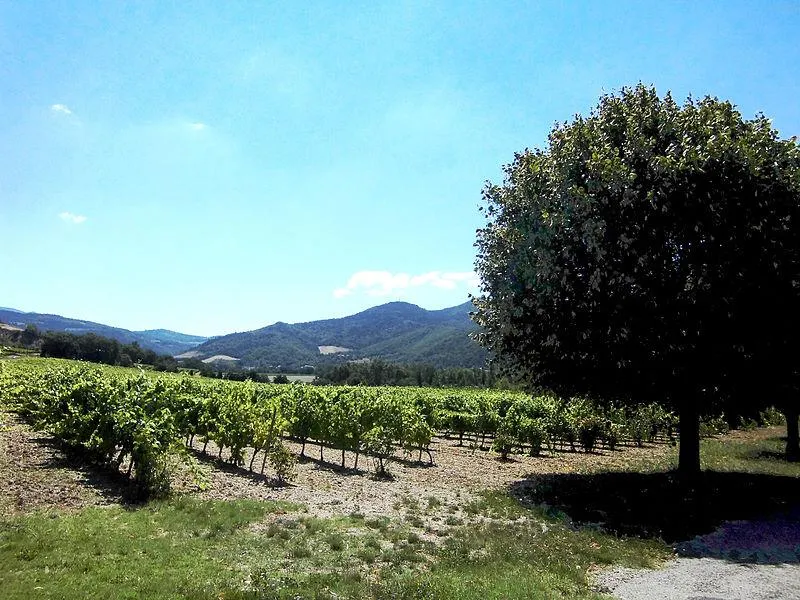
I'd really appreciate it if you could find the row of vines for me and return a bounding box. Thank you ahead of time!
[0,358,687,497]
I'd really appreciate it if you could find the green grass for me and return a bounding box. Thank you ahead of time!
[4,416,794,598]
[701,427,798,476]
[0,491,668,600]
[0,497,283,599]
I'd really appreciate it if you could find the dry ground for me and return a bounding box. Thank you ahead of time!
[4,412,798,599]
[0,413,129,515]
[0,409,676,522]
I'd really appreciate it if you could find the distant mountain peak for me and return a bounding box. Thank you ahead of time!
[189,300,485,370]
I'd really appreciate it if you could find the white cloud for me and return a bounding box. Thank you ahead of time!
[187,122,207,131]
[59,211,87,225]
[50,104,73,116]
[333,270,479,299]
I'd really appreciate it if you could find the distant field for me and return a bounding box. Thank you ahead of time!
[318,345,352,355]
[268,372,315,382]
[201,354,240,364]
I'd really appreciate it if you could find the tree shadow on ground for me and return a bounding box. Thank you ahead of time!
[34,436,142,505]
[189,448,289,487]
[509,470,800,564]
[296,453,367,477]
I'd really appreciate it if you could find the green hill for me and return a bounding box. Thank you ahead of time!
[188,301,486,369]
[0,309,207,356]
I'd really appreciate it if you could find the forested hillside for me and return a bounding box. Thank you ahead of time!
[0,308,207,356]
[188,301,487,369]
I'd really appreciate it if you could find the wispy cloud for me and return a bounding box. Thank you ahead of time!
[59,211,87,225]
[187,122,207,131]
[333,270,480,299]
[50,104,73,116]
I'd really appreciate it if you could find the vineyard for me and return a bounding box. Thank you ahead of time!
[0,358,684,498]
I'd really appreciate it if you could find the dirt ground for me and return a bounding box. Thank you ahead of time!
[4,413,799,599]
[0,410,676,520]
[0,413,129,515]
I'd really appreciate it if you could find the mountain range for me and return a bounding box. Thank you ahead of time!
[0,308,208,356]
[0,301,487,369]
[183,301,486,370]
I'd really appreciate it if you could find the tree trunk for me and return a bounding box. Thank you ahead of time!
[678,402,701,478]
[249,449,258,471]
[785,405,799,462]
[260,450,268,475]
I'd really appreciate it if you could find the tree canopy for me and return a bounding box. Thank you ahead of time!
[472,84,800,474]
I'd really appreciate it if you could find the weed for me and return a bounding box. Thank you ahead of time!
[426,496,442,510]
[325,533,346,552]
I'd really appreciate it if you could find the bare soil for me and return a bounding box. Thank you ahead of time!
[0,413,129,515]
[0,410,675,521]
[4,413,798,599]
[190,436,674,524]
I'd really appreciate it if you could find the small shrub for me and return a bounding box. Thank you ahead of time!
[492,428,515,460]
[760,406,786,427]
[269,441,297,483]
[325,533,345,551]
[737,416,758,431]
[356,547,379,564]
[700,415,730,437]
[578,417,603,453]
[602,422,621,450]
[288,542,311,558]
[363,426,395,476]
[519,417,545,456]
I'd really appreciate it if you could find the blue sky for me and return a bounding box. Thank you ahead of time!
[1,1,798,336]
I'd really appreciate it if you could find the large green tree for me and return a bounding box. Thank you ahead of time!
[473,85,800,475]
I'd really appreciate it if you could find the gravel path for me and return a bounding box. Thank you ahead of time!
[594,510,800,600]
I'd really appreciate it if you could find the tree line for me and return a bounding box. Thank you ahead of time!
[30,328,179,371]
[312,360,509,388]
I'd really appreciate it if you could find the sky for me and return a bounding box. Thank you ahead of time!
[1,1,799,337]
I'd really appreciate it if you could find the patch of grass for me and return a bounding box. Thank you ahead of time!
[393,495,420,512]
[364,516,390,532]
[288,541,312,559]
[701,428,799,477]
[0,497,287,600]
[369,517,666,600]
[0,491,668,600]
[404,513,424,528]
[425,495,442,510]
[325,532,346,552]
[463,490,528,519]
